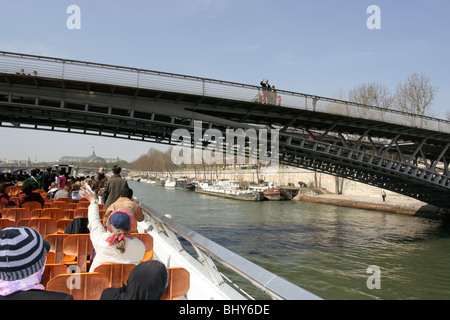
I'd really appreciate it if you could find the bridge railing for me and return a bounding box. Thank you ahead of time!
[1,51,449,134]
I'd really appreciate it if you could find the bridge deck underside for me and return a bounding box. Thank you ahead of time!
[1,74,449,208]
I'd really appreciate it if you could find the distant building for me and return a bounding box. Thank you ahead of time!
[58,150,121,164]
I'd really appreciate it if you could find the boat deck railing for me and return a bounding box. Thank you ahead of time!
[0,51,448,134]
[137,201,322,300]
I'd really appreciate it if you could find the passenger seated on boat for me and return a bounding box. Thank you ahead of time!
[0,227,73,300]
[100,260,168,300]
[71,182,82,201]
[46,182,59,199]
[0,183,16,207]
[81,184,145,272]
[54,181,72,201]
[103,187,144,232]
[19,182,45,208]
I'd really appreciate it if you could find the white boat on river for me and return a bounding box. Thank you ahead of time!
[164,178,176,188]
[195,180,265,201]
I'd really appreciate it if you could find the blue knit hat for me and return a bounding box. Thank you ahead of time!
[107,209,134,231]
[0,227,50,281]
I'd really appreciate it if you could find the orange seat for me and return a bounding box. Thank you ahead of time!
[160,267,190,300]
[78,198,89,203]
[0,206,15,216]
[76,202,89,209]
[57,197,72,203]
[16,218,32,227]
[46,272,109,300]
[41,208,65,221]
[6,186,22,197]
[0,218,15,229]
[28,218,58,237]
[31,208,44,218]
[6,186,21,197]
[45,233,70,264]
[56,219,72,234]
[46,251,56,264]
[5,208,31,225]
[51,201,69,211]
[94,263,136,288]
[63,234,93,272]
[131,233,153,261]
[63,209,76,219]
[41,264,69,287]
[74,208,88,219]
[22,201,43,211]
[67,203,78,210]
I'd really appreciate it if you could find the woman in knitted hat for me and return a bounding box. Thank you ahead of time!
[81,184,145,272]
[0,227,73,300]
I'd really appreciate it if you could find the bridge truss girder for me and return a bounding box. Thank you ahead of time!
[277,132,449,208]
[0,75,449,209]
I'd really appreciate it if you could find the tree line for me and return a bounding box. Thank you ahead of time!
[339,72,438,118]
[130,147,176,173]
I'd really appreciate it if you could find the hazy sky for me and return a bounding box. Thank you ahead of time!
[1,0,449,162]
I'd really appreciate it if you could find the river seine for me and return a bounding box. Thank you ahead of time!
[129,181,450,300]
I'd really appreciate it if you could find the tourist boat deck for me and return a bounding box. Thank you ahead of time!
[0,185,321,300]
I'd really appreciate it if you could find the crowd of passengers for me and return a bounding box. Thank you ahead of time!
[0,166,168,300]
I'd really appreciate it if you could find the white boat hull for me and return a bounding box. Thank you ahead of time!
[137,219,246,300]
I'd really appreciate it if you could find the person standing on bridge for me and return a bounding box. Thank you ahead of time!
[260,79,270,90]
[260,79,271,104]
[381,190,386,202]
[269,85,277,104]
[312,95,318,111]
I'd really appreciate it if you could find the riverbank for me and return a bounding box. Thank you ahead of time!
[294,193,449,219]
[130,167,450,219]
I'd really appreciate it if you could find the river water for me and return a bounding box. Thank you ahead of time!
[129,181,450,300]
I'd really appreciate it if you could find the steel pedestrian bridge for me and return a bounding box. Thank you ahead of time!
[0,51,449,209]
